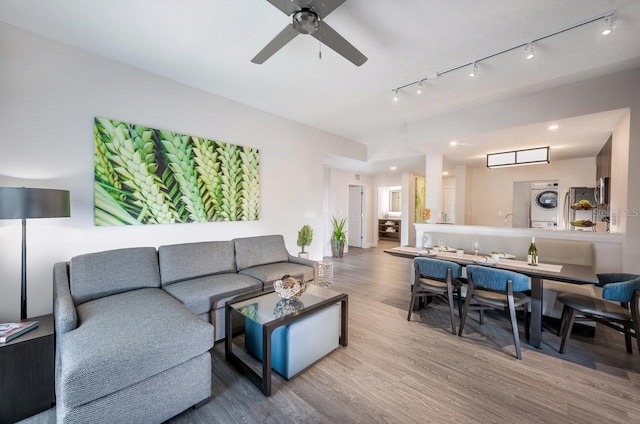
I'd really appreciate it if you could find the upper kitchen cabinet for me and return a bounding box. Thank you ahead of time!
[596,135,612,181]
[596,135,612,205]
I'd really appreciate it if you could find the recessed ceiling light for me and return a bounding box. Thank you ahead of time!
[442,171,449,176]
[390,166,397,171]
[449,140,458,146]
[548,124,559,130]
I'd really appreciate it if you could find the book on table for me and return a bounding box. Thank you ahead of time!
[0,321,39,343]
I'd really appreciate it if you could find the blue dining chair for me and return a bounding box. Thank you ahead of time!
[557,273,640,355]
[408,257,465,335]
[458,265,530,359]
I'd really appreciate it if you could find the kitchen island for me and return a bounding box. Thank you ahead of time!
[414,223,622,274]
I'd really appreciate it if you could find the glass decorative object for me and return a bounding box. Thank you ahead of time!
[273,275,306,299]
[316,262,334,287]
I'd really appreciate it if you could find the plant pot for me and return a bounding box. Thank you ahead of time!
[298,252,309,259]
[331,240,345,258]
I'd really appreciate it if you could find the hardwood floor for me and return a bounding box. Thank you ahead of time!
[22,240,640,423]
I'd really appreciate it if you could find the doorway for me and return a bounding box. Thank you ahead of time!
[442,187,456,224]
[348,185,363,247]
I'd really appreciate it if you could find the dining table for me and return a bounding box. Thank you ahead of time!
[384,246,599,349]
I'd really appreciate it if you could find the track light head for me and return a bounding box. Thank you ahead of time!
[525,43,535,60]
[602,13,616,35]
[416,80,423,94]
[393,89,399,102]
[469,62,478,78]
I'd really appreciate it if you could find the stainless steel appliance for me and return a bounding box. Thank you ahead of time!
[594,177,609,206]
[530,181,558,229]
[563,187,595,230]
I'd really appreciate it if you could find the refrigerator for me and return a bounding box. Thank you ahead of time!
[563,187,602,231]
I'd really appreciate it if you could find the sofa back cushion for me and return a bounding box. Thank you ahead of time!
[158,240,236,286]
[70,247,160,305]
[234,235,289,271]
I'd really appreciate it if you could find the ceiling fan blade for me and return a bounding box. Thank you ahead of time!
[308,0,346,19]
[251,24,300,64]
[311,21,367,66]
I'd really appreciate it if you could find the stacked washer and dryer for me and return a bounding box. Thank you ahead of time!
[530,181,558,229]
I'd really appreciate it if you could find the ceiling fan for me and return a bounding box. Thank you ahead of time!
[252,0,367,66]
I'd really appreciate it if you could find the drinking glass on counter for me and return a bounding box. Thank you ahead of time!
[473,241,480,256]
[439,239,446,250]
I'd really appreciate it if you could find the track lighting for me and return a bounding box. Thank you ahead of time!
[391,10,617,101]
[602,13,616,35]
[468,62,478,78]
[525,43,535,60]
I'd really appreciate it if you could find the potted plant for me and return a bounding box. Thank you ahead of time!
[330,216,347,258]
[296,225,313,259]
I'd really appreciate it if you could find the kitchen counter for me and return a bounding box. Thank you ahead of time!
[414,223,622,273]
[414,223,622,243]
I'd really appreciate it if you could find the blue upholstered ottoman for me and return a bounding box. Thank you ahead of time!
[245,303,340,379]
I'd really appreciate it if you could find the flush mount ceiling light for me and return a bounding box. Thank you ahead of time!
[525,43,535,60]
[487,147,550,168]
[391,10,616,101]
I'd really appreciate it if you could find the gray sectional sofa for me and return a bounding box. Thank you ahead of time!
[53,235,316,424]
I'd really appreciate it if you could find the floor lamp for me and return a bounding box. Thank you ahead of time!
[0,187,71,320]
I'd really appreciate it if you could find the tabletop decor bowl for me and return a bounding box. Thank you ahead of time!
[273,275,306,299]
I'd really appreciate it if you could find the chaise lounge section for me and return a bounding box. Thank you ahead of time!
[53,247,214,424]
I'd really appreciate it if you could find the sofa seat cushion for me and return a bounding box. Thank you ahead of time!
[239,262,315,288]
[158,240,236,286]
[162,273,262,316]
[58,288,213,409]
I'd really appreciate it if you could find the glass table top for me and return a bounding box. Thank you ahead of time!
[229,284,342,325]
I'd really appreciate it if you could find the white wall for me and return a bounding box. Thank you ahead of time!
[325,168,375,253]
[0,23,366,321]
[469,157,596,227]
[610,111,631,233]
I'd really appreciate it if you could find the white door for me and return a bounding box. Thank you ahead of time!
[442,188,456,224]
[348,185,363,247]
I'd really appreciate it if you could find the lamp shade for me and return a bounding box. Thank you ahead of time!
[0,187,71,219]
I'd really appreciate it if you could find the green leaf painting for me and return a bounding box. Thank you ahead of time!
[415,176,425,223]
[94,117,259,225]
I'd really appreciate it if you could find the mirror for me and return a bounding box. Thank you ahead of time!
[389,190,401,213]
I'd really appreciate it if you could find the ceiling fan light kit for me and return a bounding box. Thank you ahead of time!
[391,10,617,100]
[252,0,367,66]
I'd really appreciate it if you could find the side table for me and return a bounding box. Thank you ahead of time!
[0,314,55,424]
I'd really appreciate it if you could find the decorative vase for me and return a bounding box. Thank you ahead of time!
[331,240,344,258]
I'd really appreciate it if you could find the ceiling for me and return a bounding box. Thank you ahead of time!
[2,0,640,176]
